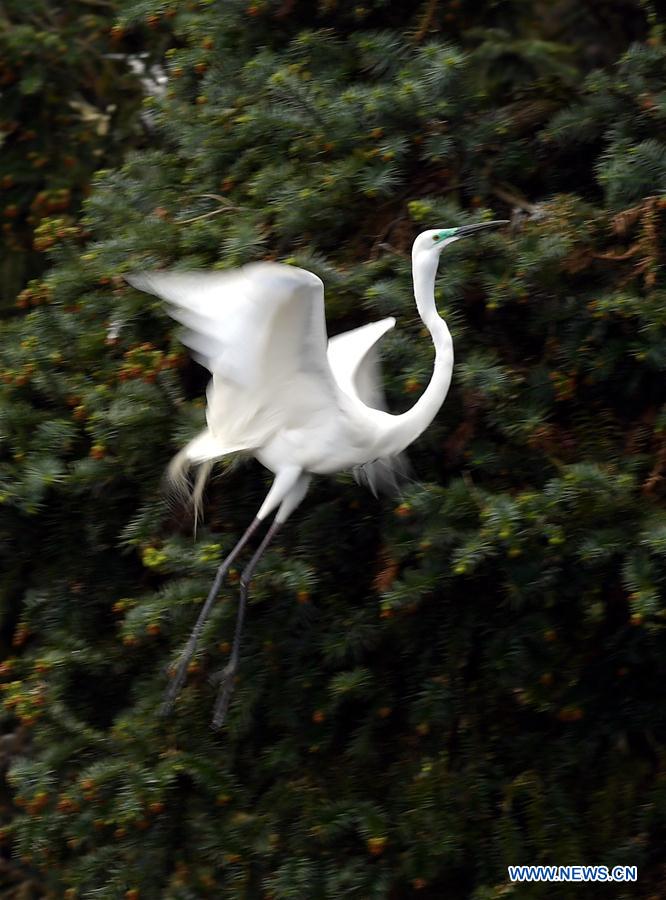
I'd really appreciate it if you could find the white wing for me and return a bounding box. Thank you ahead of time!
[327,319,410,495]
[126,262,339,457]
[126,262,332,389]
[327,318,395,411]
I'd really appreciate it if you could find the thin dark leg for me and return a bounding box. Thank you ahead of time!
[160,517,262,716]
[211,519,282,729]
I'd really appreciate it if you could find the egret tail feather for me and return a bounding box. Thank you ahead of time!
[192,460,214,533]
[166,430,246,530]
[166,445,194,503]
[352,453,412,497]
[165,448,209,532]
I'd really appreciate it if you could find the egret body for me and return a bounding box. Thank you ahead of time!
[126,220,507,726]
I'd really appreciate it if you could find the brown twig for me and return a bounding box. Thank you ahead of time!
[491,184,539,215]
[413,0,440,43]
[274,0,296,17]
[176,194,241,225]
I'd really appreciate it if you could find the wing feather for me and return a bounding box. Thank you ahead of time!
[126,262,339,456]
[327,318,410,496]
[327,318,395,410]
[125,262,332,390]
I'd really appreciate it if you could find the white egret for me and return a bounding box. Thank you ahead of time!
[126,220,508,727]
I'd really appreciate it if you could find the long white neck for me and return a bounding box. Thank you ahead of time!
[385,250,454,455]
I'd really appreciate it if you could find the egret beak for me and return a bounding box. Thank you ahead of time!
[455,220,509,237]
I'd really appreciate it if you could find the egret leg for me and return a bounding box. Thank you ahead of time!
[160,516,262,716]
[211,470,312,729]
[211,519,281,729]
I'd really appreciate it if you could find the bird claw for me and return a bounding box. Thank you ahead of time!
[160,648,199,715]
[158,697,176,718]
[211,665,237,729]
[207,665,228,686]
[159,679,182,717]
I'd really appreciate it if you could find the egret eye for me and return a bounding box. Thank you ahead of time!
[432,234,439,241]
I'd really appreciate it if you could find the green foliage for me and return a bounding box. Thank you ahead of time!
[0,0,179,302]
[1,0,665,897]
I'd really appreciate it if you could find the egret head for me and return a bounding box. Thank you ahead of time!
[412,221,509,261]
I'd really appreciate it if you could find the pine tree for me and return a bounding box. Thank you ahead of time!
[1,1,665,897]
[0,0,175,303]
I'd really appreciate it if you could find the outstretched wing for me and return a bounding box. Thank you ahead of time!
[327,318,395,411]
[327,319,410,496]
[125,262,334,391]
[126,262,341,457]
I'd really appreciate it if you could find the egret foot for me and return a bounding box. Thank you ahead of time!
[158,517,261,718]
[160,636,200,717]
[208,519,282,727]
[211,663,238,729]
